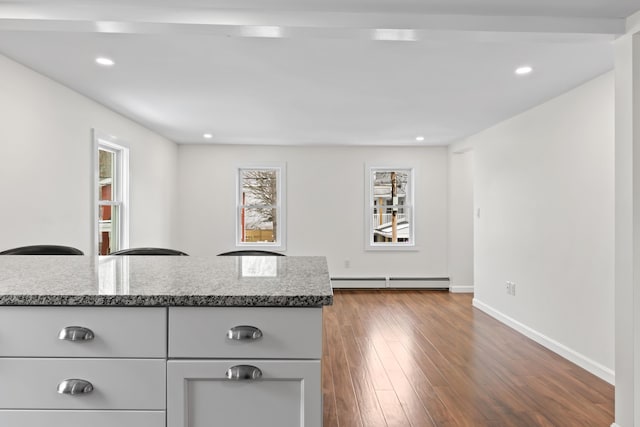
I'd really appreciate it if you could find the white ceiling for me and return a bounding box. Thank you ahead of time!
[0,0,637,146]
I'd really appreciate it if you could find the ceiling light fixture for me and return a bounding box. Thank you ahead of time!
[373,29,416,42]
[203,133,213,139]
[95,57,115,66]
[416,136,425,142]
[515,65,533,75]
[240,26,284,38]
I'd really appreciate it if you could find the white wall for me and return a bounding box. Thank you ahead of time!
[0,53,178,255]
[448,149,474,292]
[452,72,615,382]
[176,144,449,278]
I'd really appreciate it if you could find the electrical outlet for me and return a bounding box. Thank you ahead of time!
[505,281,516,296]
[344,259,350,268]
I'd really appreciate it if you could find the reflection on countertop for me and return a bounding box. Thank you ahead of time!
[0,255,332,307]
[239,256,279,278]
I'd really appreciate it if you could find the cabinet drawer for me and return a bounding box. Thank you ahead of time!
[167,359,321,427]
[0,358,165,410]
[0,307,166,358]
[168,307,322,359]
[0,410,164,427]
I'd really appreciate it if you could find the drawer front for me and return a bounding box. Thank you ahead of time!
[0,307,166,358]
[0,358,165,410]
[0,410,165,427]
[167,359,321,427]
[168,307,322,359]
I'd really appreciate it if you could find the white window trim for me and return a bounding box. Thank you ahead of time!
[365,164,416,251]
[93,129,129,256]
[235,163,287,251]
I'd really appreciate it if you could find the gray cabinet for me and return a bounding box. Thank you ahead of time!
[0,411,165,427]
[0,305,323,427]
[167,307,323,427]
[0,358,165,410]
[167,360,321,427]
[0,307,166,426]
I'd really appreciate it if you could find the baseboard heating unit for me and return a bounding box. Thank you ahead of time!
[331,277,449,290]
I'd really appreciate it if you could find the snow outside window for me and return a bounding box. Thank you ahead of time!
[365,166,415,250]
[236,164,286,251]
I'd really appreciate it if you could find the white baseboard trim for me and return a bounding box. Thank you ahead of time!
[331,277,449,289]
[472,298,615,385]
[450,285,474,293]
[331,277,386,289]
[388,277,449,289]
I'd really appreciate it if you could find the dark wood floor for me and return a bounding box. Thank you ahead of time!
[322,290,614,427]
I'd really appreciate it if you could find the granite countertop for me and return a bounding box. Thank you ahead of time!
[0,256,333,307]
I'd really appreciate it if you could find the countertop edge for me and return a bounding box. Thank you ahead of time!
[0,294,334,307]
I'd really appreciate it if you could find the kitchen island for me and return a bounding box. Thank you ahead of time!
[0,255,332,427]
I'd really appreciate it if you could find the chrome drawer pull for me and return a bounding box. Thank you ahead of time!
[58,326,95,342]
[227,325,263,341]
[57,379,94,395]
[226,365,262,381]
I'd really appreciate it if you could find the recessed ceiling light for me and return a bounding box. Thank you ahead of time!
[95,57,115,66]
[416,136,425,141]
[241,26,283,38]
[203,133,213,139]
[373,29,416,41]
[515,66,533,75]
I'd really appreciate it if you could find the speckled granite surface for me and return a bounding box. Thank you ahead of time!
[0,256,333,307]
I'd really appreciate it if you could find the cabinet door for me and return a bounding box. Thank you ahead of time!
[167,360,321,427]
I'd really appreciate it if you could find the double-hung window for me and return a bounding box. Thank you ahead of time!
[236,164,286,250]
[94,131,129,255]
[366,166,415,250]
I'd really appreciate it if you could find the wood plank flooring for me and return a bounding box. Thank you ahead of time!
[322,290,614,427]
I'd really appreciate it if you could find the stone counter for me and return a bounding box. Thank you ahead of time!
[0,255,333,307]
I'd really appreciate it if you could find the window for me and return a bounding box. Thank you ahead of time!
[237,164,286,250]
[365,166,415,250]
[94,131,129,255]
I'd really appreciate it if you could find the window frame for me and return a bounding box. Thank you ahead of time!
[365,165,416,251]
[235,163,286,251]
[93,130,129,256]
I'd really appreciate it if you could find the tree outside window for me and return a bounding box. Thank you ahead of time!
[237,165,286,249]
